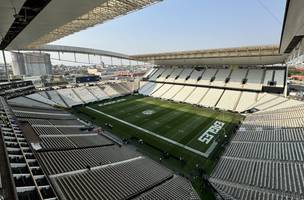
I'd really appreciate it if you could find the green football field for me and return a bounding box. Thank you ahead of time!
[83,95,243,155]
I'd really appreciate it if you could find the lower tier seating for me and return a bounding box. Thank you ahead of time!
[210,105,304,199]
[40,134,114,150]
[136,176,200,200]
[36,146,140,175]
[6,99,200,200]
[73,87,98,103]
[19,82,132,108]
[57,88,83,106]
[216,90,241,110]
[8,96,55,109]
[86,86,109,101]
[51,158,174,200]
[184,87,209,105]
[171,86,195,102]
[200,88,224,107]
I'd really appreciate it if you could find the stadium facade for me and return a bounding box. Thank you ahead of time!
[11,52,52,76]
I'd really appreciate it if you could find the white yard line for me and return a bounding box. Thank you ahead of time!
[87,106,213,158]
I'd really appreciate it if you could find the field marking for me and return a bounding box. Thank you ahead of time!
[87,106,212,158]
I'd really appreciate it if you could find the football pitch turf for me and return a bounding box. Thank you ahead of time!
[83,95,243,155]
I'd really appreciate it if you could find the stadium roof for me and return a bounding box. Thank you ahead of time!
[130,45,287,66]
[19,44,287,66]
[20,44,129,59]
[0,0,161,50]
[280,0,304,54]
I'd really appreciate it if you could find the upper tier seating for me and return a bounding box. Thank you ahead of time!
[243,69,264,90]
[197,68,217,86]
[225,69,248,88]
[149,68,165,81]
[156,68,174,82]
[263,70,274,85]
[148,67,285,91]
[210,69,231,87]
[143,68,157,79]
[174,68,193,83]
[164,68,183,83]
[274,70,285,87]
[185,69,204,84]
[263,69,285,88]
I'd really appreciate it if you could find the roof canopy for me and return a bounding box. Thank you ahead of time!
[130,45,287,66]
[280,0,304,53]
[0,0,161,50]
[20,44,129,59]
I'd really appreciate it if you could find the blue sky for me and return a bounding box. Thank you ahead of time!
[52,0,287,55]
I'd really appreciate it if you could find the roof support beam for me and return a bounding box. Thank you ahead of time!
[0,0,51,49]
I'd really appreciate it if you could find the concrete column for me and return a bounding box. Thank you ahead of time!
[2,50,10,82]
[284,65,288,97]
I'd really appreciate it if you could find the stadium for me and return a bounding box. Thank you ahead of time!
[0,0,304,200]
